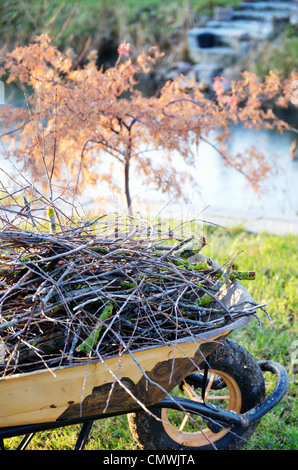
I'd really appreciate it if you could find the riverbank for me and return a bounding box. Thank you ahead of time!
[0,1,239,57]
[204,210,298,235]
[1,0,297,80]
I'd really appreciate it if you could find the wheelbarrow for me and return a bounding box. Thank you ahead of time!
[0,275,289,450]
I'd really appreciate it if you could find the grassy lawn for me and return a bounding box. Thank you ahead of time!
[4,226,297,450]
[203,225,298,450]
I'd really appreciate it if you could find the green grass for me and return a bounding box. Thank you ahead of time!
[250,24,298,80]
[202,225,298,450]
[3,226,297,450]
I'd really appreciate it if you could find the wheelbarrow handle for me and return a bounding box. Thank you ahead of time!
[152,360,289,430]
[243,360,289,427]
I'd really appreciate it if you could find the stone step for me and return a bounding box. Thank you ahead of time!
[186,0,297,88]
[238,1,297,13]
[206,19,274,39]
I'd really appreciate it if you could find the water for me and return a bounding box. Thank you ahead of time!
[118,125,298,222]
[193,126,298,217]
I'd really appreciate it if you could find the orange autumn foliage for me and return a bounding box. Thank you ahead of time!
[0,35,296,213]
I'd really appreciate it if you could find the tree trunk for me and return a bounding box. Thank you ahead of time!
[124,157,132,216]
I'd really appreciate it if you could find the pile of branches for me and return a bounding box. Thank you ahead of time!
[0,215,265,378]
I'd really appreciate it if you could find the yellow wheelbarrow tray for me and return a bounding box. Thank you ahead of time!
[0,279,289,449]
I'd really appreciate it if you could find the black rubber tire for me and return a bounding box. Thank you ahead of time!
[127,339,266,450]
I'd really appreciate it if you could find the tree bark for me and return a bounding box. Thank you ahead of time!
[124,127,133,216]
[124,157,132,216]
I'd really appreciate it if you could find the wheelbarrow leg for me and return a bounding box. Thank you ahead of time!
[0,433,35,450]
[17,433,35,450]
[74,421,94,450]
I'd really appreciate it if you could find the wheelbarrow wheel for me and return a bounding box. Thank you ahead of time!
[127,339,265,450]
